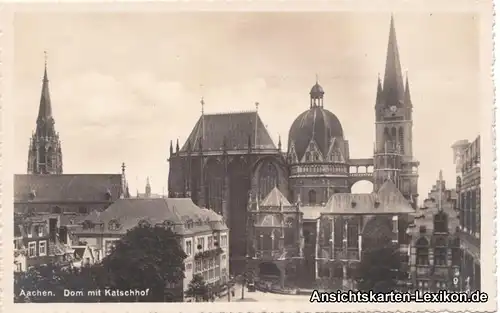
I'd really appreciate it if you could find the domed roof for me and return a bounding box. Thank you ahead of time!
[288,106,344,160]
[310,83,324,98]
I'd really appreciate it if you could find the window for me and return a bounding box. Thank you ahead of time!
[195,260,202,272]
[415,237,429,265]
[37,225,44,237]
[222,255,227,265]
[16,263,22,272]
[433,211,449,233]
[105,240,117,256]
[52,206,62,214]
[220,235,227,247]
[203,259,209,270]
[208,236,213,250]
[108,220,121,231]
[197,237,205,251]
[185,239,192,256]
[28,242,36,257]
[38,240,47,256]
[308,190,317,204]
[433,237,448,266]
[185,262,192,271]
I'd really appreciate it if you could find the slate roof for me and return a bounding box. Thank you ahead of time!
[288,106,344,160]
[324,180,414,214]
[80,198,227,235]
[180,112,276,152]
[260,187,291,207]
[14,174,123,202]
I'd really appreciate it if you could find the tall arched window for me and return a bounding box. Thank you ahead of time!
[398,127,404,154]
[259,161,278,200]
[308,189,317,204]
[284,217,296,246]
[415,237,429,265]
[433,211,449,234]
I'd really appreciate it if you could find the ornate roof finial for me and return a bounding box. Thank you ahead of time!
[315,73,319,84]
[278,135,282,151]
[201,97,205,115]
[255,101,259,112]
[44,51,48,68]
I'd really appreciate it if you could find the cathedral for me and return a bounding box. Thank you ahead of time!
[168,16,419,284]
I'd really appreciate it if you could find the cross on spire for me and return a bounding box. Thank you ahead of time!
[255,102,259,112]
[44,51,48,67]
[200,97,205,115]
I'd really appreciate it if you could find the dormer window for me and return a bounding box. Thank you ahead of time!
[351,201,357,208]
[138,219,150,228]
[109,219,121,230]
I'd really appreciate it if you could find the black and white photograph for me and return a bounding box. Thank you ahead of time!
[4,1,495,312]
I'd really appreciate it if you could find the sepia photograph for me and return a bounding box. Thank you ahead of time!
[2,1,495,312]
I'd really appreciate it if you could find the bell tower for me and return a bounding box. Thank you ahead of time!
[27,53,63,175]
[373,16,419,204]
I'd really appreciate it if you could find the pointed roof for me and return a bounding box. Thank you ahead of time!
[260,187,291,207]
[404,74,412,108]
[181,112,276,152]
[34,54,58,139]
[323,180,413,214]
[382,15,405,108]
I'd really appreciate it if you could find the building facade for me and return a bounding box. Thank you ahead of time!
[70,198,229,301]
[452,136,481,292]
[168,16,419,275]
[409,171,461,292]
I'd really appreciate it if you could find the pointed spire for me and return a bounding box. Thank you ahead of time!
[404,72,413,108]
[278,135,282,151]
[375,73,383,107]
[169,140,173,156]
[176,139,180,153]
[382,14,405,107]
[37,51,55,136]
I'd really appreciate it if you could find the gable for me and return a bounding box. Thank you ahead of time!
[325,138,345,163]
[260,187,291,207]
[300,139,324,163]
[287,142,299,163]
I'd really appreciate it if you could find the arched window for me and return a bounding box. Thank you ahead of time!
[391,127,397,138]
[415,237,429,265]
[284,217,296,246]
[259,161,278,200]
[308,190,317,204]
[399,127,404,154]
[433,211,449,233]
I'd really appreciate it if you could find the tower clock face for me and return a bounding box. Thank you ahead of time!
[390,105,397,113]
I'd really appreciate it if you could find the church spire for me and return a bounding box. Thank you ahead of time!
[375,73,383,107]
[404,72,413,108]
[37,51,55,137]
[145,176,151,197]
[382,14,405,108]
[27,53,63,175]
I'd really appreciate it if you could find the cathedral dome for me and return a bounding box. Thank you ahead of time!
[288,106,344,161]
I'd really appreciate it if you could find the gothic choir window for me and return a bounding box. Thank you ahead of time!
[308,190,317,204]
[433,211,448,234]
[259,161,278,200]
[433,237,448,266]
[284,217,296,246]
[415,237,430,265]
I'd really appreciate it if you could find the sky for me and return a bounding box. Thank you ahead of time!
[12,11,481,200]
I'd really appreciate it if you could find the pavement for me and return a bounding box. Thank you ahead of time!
[214,283,312,302]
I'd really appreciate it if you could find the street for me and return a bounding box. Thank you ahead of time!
[215,283,312,302]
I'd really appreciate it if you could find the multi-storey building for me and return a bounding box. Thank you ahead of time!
[168,15,419,277]
[14,213,73,272]
[70,198,229,301]
[409,171,460,292]
[452,136,481,292]
[247,179,414,290]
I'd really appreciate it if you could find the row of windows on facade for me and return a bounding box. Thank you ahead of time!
[184,234,228,256]
[21,224,46,238]
[23,240,48,258]
[416,280,449,290]
[415,245,461,266]
[292,165,349,174]
[458,189,480,236]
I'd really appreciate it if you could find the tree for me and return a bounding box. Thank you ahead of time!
[100,223,187,302]
[356,243,408,293]
[185,274,210,302]
[14,263,100,303]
